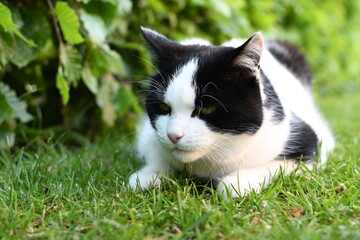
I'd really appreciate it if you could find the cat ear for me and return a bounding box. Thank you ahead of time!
[141,27,179,61]
[232,32,264,69]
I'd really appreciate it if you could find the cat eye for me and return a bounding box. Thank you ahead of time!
[158,103,171,113]
[200,106,217,115]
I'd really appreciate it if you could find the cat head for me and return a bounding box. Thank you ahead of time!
[141,27,264,163]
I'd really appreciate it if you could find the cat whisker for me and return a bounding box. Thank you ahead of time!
[200,146,230,176]
[207,139,238,172]
[216,134,237,146]
[133,56,167,83]
[116,131,137,142]
[137,89,164,99]
[198,149,216,173]
[201,81,220,93]
[200,142,232,175]
[137,137,160,149]
[202,94,228,112]
[136,89,152,94]
[138,98,162,104]
[139,77,166,88]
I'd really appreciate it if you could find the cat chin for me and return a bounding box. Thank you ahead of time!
[171,148,204,163]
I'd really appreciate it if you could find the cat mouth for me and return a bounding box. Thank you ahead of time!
[171,147,204,162]
[173,147,196,153]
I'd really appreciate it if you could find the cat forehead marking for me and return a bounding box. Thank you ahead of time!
[164,59,198,112]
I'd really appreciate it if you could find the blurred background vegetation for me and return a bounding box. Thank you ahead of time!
[0,0,359,148]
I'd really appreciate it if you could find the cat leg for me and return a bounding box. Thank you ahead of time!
[128,155,171,191]
[129,144,171,190]
[217,160,296,199]
[129,118,172,190]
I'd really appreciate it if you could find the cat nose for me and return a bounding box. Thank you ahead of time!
[167,133,183,144]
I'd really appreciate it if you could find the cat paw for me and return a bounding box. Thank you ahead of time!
[128,170,162,190]
[217,174,261,199]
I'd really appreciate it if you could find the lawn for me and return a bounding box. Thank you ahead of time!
[0,91,359,239]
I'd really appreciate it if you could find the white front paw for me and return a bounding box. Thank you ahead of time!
[129,170,162,190]
[217,174,261,199]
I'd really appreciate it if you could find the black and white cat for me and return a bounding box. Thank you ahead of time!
[129,27,335,198]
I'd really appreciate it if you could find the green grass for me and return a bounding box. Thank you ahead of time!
[1,92,359,239]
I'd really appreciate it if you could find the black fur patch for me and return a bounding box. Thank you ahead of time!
[193,50,263,135]
[266,40,312,86]
[145,44,264,135]
[142,29,264,135]
[261,70,285,123]
[278,115,318,162]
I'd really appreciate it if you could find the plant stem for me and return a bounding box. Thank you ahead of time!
[46,0,64,68]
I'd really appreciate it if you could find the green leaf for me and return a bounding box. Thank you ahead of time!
[81,65,98,94]
[112,85,141,117]
[146,0,165,11]
[88,44,126,77]
[118,0,133,15]
[96,74,117,126]
[96,0,119,6]
[0,3,16,31]
[84,1,117,29]
[11,36,37,68]
[9,7,52,67]
[0,90,12,121]
[19,7,52,51]
[60,45,82,84]
[0,3,35,46]
[0,30,15,65]
[80,9,107,44]
[100,44,126,75]
[12,28,36,47]
[36,38,57,61]
[209,0,231,17]
[55,2,84,44]
[76,0,91,4]
[112,86,131,117]
[56,68,70,105]
[0,82,33,123]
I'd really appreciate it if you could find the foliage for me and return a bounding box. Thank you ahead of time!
[0,0,143,147]
[54,1,84,44]
[0,82,32,148]
[0,0,360,147]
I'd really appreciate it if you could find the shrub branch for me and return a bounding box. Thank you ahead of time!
[46,0,64,68]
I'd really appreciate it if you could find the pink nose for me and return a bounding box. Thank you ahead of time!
[167,133,183,144]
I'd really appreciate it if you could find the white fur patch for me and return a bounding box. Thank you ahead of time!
[223,39,335,164]
[164,59,197,115]
[154,59,217,163]
[260,45,335,165]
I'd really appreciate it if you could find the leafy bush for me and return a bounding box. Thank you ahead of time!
[0,0,359,148]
